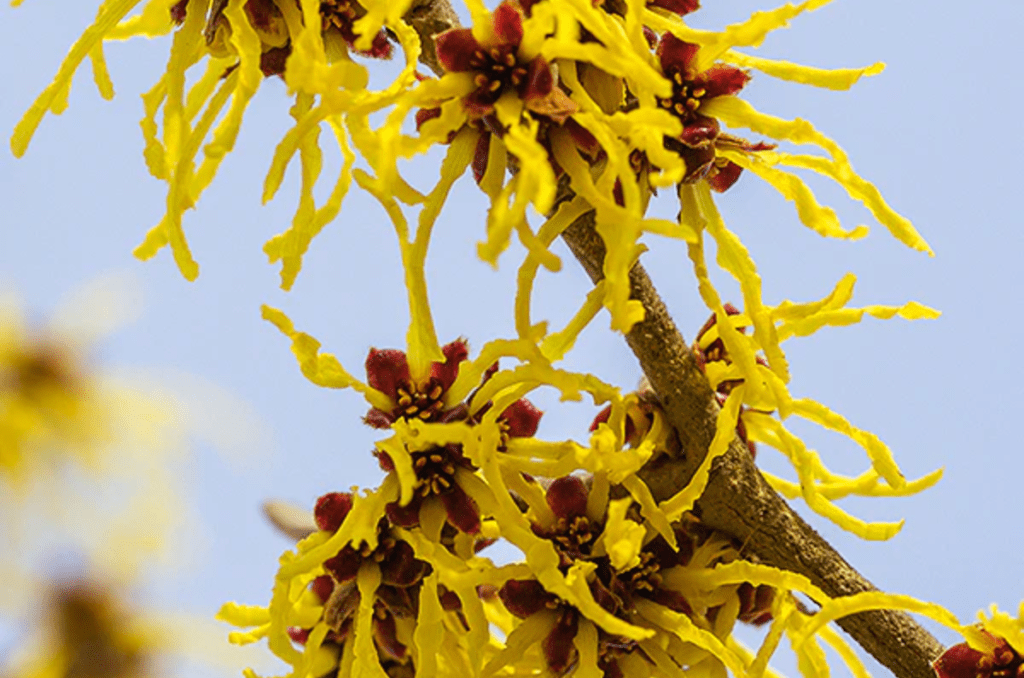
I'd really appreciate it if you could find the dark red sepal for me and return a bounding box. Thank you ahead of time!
[493,2,524,46]
[245,0,276,30]
[502,398,543,438]
[641,25,658,49]
[366,348,410,399]
[324,548,363,582]
[440,484,482,533]
[499,579,554,618]
[679,115,720,148]
[435,28,482,73]
[708,161,744,193]
[657,34,699,75]
[362,31,394,60]
[566,119,600,159]
[380,541,429,587]
[738,583,775,625]
[471,132,492,184]
[543,610,580,673]
[416,107,442,131]
[315,492,354,533]
[701,64,750,99]
[259,46,290,77]
[431,339,469,392]
[311,575,335,603]
[545,476,589,521]
[521,56,555,100]
[170,0,188,24]
[375,449,396,472]
[288,626,311,644]
[365,408,394,429]
[438,586,463,611]
[385,498,423,528]
[648,0,699,15]
[373,610,407,661]
[933,643,987,678]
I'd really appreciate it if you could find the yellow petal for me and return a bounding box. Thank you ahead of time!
[602,497,646,571]
[660,387,745,521]
[722,50,884,91]
[12,0,143,157]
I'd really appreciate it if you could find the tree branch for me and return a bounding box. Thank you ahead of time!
[401,4,944,678]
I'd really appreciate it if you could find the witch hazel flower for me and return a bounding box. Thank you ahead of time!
[262,307,544,536]
[365,340,542,534]
[935,632,1024,678]
[385,0,609,268]
[691,304,769,458]
[307,492,430,667]
[198,0,395,78]
[221,484,477,678]
[655,33,773,192]
[683,290,945,541]
[492,475,777,678]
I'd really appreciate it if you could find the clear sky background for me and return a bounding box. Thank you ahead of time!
[1,1,1022,677]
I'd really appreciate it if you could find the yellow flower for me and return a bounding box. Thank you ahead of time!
[4,579,156,678]
[0,277,266,583]
[0,290,114,482]
[2,568,269,678]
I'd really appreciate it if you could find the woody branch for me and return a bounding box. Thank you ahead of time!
[403,2,945,678]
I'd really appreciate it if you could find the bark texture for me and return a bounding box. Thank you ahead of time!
[401,4,946,678]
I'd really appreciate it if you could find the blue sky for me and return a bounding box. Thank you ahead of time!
[1,1,1022,676]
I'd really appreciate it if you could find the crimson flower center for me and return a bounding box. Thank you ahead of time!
[659,71,706,123]
[321,0,358,30]
[411,448,459,497]
[551,515,595,559]
[469,45,528,101]
[395,379,445,421]
[360,532,398,563]
[619,551,663,592]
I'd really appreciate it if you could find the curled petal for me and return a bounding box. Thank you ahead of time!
[647,587,692,615]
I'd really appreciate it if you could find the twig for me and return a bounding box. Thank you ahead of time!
[400,4,945,678]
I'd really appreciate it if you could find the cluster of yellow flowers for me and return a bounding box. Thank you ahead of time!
[10,1,1024,678]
